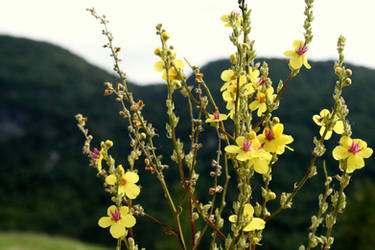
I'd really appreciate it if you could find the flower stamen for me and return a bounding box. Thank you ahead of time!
[348,142,362,154]
[296,45,308,56]
[242,140,252,152]
[110,209,122,222]
[265,129,275,141]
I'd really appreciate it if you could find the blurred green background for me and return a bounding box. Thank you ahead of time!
[0,34,374,249]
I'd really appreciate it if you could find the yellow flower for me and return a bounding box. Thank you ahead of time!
[106,166,140,199]
[283,40,311,70]
[312,109,344,140]
[98,205,136,239]
[225,136,272,174]
[221,11,242,28]
[332,136,373,173]
[249,87,275,117]
[89,147,104,173]
[205,111,228,123]
[258,123,293,155]
[154,59,184,87]
[229,203,265,232]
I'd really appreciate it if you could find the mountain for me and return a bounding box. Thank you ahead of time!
[1,34,374,249]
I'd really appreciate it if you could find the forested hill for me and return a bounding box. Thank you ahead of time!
[1,34,375,249]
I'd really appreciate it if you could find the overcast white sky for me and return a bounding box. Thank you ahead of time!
[1,0,374,85]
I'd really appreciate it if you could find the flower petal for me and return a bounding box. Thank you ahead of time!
[243,218,266,232]
[225,145,241,154]
[106,175,117,185]
[98,216,113,228]
[110,223,126,239]
[124,171,139,184]
[122,214,136,228]
[154,61,164,72]
[125,183,141,199]
[358,147,373,159]
[107,205,118,216]
[332,146,350,160]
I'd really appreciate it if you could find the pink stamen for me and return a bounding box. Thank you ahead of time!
[348,142,362,154]
[257,78,264,86]
[110,209,122,222]
[242,140,252,152]
[296,45,308,56]
[265,129,275,141]
[213,111,220,120]
[89,148,100,159]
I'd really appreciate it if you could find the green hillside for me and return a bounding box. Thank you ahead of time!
[0,34,374,249]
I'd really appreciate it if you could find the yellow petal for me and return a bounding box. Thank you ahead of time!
[225,145,241,154]
[339,136,352,147]
[237,152,251,161]
[221,15,229,22]
[235,136,245,147]
[332,146,350,160]
[312,115,322,125]
[105,175,117,185]
[252,158,269,174]
[290,55,303,70]
[124,171,139,184]
[283,50,295,57]
[243,203,254,217]
[303,56,311,69]
[107,205,118,216]
[243,218,266,232]
[333,121,344,134]
[125,183,140,199]
[174,59,184,69]
[154,61,164,72]
[221,69,234,82]
[98,216,113,228]
[110,223,126,238]
[229,214,237,223]
[119,206,129,216]
[122,214,136,228]
[347,155,364,172]
[292,40,303,51]
[358,147,373,159]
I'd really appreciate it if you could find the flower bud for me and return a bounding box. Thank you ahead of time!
[105,140,113,147]
[140,132,147,140]
[162,31,170,40]
[345,69,352,76]
[268,191,276,200]
[335,67,342,74]
[154,47,162,56]
[230,54,237,64]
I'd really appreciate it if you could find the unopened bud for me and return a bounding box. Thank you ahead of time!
[345,69,352,76]
[105,140,113,147]
[344,78,352,85]
[335,67,342,74]
[268,191,276,200]
[154,47,162,56]
[144,158,150,165]
[230,54,237,64]
[162,31,170,40]
[140,132,147,139]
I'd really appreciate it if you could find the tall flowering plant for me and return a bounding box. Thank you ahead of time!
[75,0,372,249]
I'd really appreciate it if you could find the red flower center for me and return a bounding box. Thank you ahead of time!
[110,209,122,222]
[89,148,100,159]
[213,111,220,120]
[296,45,308,56]
[348,142,362,154]
[242,140,252,152]
[257,77,265,86]
[265,129,275,141]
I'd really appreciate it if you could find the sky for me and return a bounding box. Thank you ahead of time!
[1,0,375,85]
